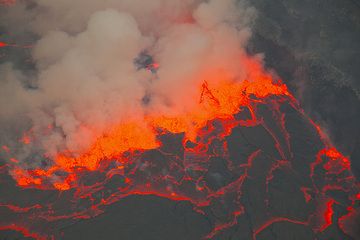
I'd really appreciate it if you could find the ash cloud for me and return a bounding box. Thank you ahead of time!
[0,0,257,167]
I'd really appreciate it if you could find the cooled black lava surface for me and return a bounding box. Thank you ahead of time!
[0,1,359,240]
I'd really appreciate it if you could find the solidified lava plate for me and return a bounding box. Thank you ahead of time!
[0,1,359,240]
[0,74,359,240]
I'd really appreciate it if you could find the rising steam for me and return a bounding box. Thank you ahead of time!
[1,2,359,239]
[0,0,256,165]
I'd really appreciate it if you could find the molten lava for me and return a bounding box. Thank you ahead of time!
[1,56,357,239]
[0,15,358,240]
[9,59,292,191]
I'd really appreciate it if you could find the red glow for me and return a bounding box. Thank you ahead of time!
[253,217,308,239]
[0,0,16,6]
[8,59,293,191]
[20,132,31,145]
[146,62,160,72]
[54,122,159,173]
[0,50,358,239]
[300,187,312,203]
[9,158,18,163]
[0,225,47,240]
[338,206,359,238]
[0,41,33,49]
[318,199,335,232]
[0,203,41,213]
[1,145,10,153]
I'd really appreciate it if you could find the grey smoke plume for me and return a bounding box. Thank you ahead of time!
[0,0,257,166]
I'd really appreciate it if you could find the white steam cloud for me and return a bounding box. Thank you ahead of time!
[0,0,257,165]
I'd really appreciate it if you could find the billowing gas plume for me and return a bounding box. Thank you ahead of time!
[1,0,256,168]
[0,1,359,239]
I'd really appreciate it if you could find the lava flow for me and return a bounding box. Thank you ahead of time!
[0,1,359,239]
[0,57,358,239]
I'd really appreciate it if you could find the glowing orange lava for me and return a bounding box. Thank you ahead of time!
[1,46,358,240]
[9,58,293,191]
